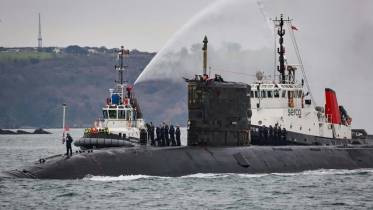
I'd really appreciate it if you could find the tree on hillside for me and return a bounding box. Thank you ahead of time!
[64,45,88,55]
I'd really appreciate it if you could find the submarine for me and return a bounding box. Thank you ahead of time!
[3,14,373,179]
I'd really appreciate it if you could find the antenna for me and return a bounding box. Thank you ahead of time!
[38,13,42,49]
[62,104,66,144]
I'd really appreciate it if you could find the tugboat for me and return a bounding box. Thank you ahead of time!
[74,46,147,149]
[249,15,369,146]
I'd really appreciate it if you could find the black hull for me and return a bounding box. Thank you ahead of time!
[250,125,370,146]
[4,145,373,179]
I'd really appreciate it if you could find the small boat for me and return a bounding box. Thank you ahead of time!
[74,46,147,149]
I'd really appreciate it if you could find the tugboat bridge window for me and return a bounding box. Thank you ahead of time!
[288,91,294,98]
[254,91,259,98]
[261,90,266,98]
[274,90,280,98]
[103,110,108,119]
[119,110,126,119]
[298,90,303,98]
[109,110,117,119]
[267,91,273,98]
[282,90,286,98]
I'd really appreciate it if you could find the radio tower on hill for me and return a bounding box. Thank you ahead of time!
[38,13,42,49]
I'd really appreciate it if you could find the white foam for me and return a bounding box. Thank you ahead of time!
[85,174,161,182]
[271,168,373,177]
[300,168,373,176]
[237,173,268,178]
[84,169,373,181]
[181,173,229,179]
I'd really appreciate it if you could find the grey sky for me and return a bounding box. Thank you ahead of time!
[0,0,214,51]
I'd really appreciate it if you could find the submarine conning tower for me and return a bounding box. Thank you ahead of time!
[186,36,252,146]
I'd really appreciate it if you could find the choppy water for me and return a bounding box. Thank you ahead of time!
[1,129,373,209]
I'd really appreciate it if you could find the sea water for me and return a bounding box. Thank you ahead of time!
[1,129,373,209]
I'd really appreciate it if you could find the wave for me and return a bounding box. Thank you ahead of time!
[84,174,167,182]
[181,173,230,179]
[84,168,373,181]
[272,168,373,177]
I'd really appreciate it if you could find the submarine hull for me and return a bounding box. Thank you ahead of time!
[5,145,373,179]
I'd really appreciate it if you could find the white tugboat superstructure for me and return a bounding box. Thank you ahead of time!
[250,15,353,145]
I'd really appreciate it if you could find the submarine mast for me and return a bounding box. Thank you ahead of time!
[202,36,208,76]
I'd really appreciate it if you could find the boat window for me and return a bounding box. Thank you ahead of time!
[288,91,293,98]
[250,91,254,98]
[261,90,266,98]
[118,110,126,119]
[274,90,280,98]
[254,91,258,98]
[298,90,303,98]
[109,110,117,119]
[282,90,286,98]
[103,110,108,119]
[267,91,273,98]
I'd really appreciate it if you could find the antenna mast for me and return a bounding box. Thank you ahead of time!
[202,36,208,75]
[273,14,292,84]
[38,13,42,49]
[115,46,129,85]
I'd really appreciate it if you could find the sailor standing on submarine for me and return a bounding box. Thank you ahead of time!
[64,133,73,157]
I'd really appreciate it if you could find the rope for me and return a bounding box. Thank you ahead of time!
[286,21,317,107]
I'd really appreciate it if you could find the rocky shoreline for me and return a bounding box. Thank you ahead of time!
[0,128,51,135]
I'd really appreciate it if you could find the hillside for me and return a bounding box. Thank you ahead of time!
[0,48,170,128]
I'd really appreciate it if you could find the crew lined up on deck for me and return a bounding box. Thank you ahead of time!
[146,122,181,147]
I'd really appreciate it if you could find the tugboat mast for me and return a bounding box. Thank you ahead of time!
[115,46,129,85]
[273,14,292,84]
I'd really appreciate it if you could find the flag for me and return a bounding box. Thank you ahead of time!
[291,25,299,31]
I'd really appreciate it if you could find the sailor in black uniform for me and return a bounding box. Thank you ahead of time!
[65,133,73,157]
[274,125,281,145]
[262,125,268,144]
[281,128,287,142]
[146,123,151,143]
[169,125,176,146]
[156,125,161,146]
[269,125,274,144]
[165,124,170,146]
[149,122,155,146]
[176,125,181,146]
[161,123,165,146]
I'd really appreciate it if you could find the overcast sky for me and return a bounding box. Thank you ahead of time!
[0,0,215,51]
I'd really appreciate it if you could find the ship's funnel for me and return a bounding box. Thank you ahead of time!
[325,88,341,124]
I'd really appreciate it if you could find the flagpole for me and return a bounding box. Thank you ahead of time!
[62,104,66,143]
